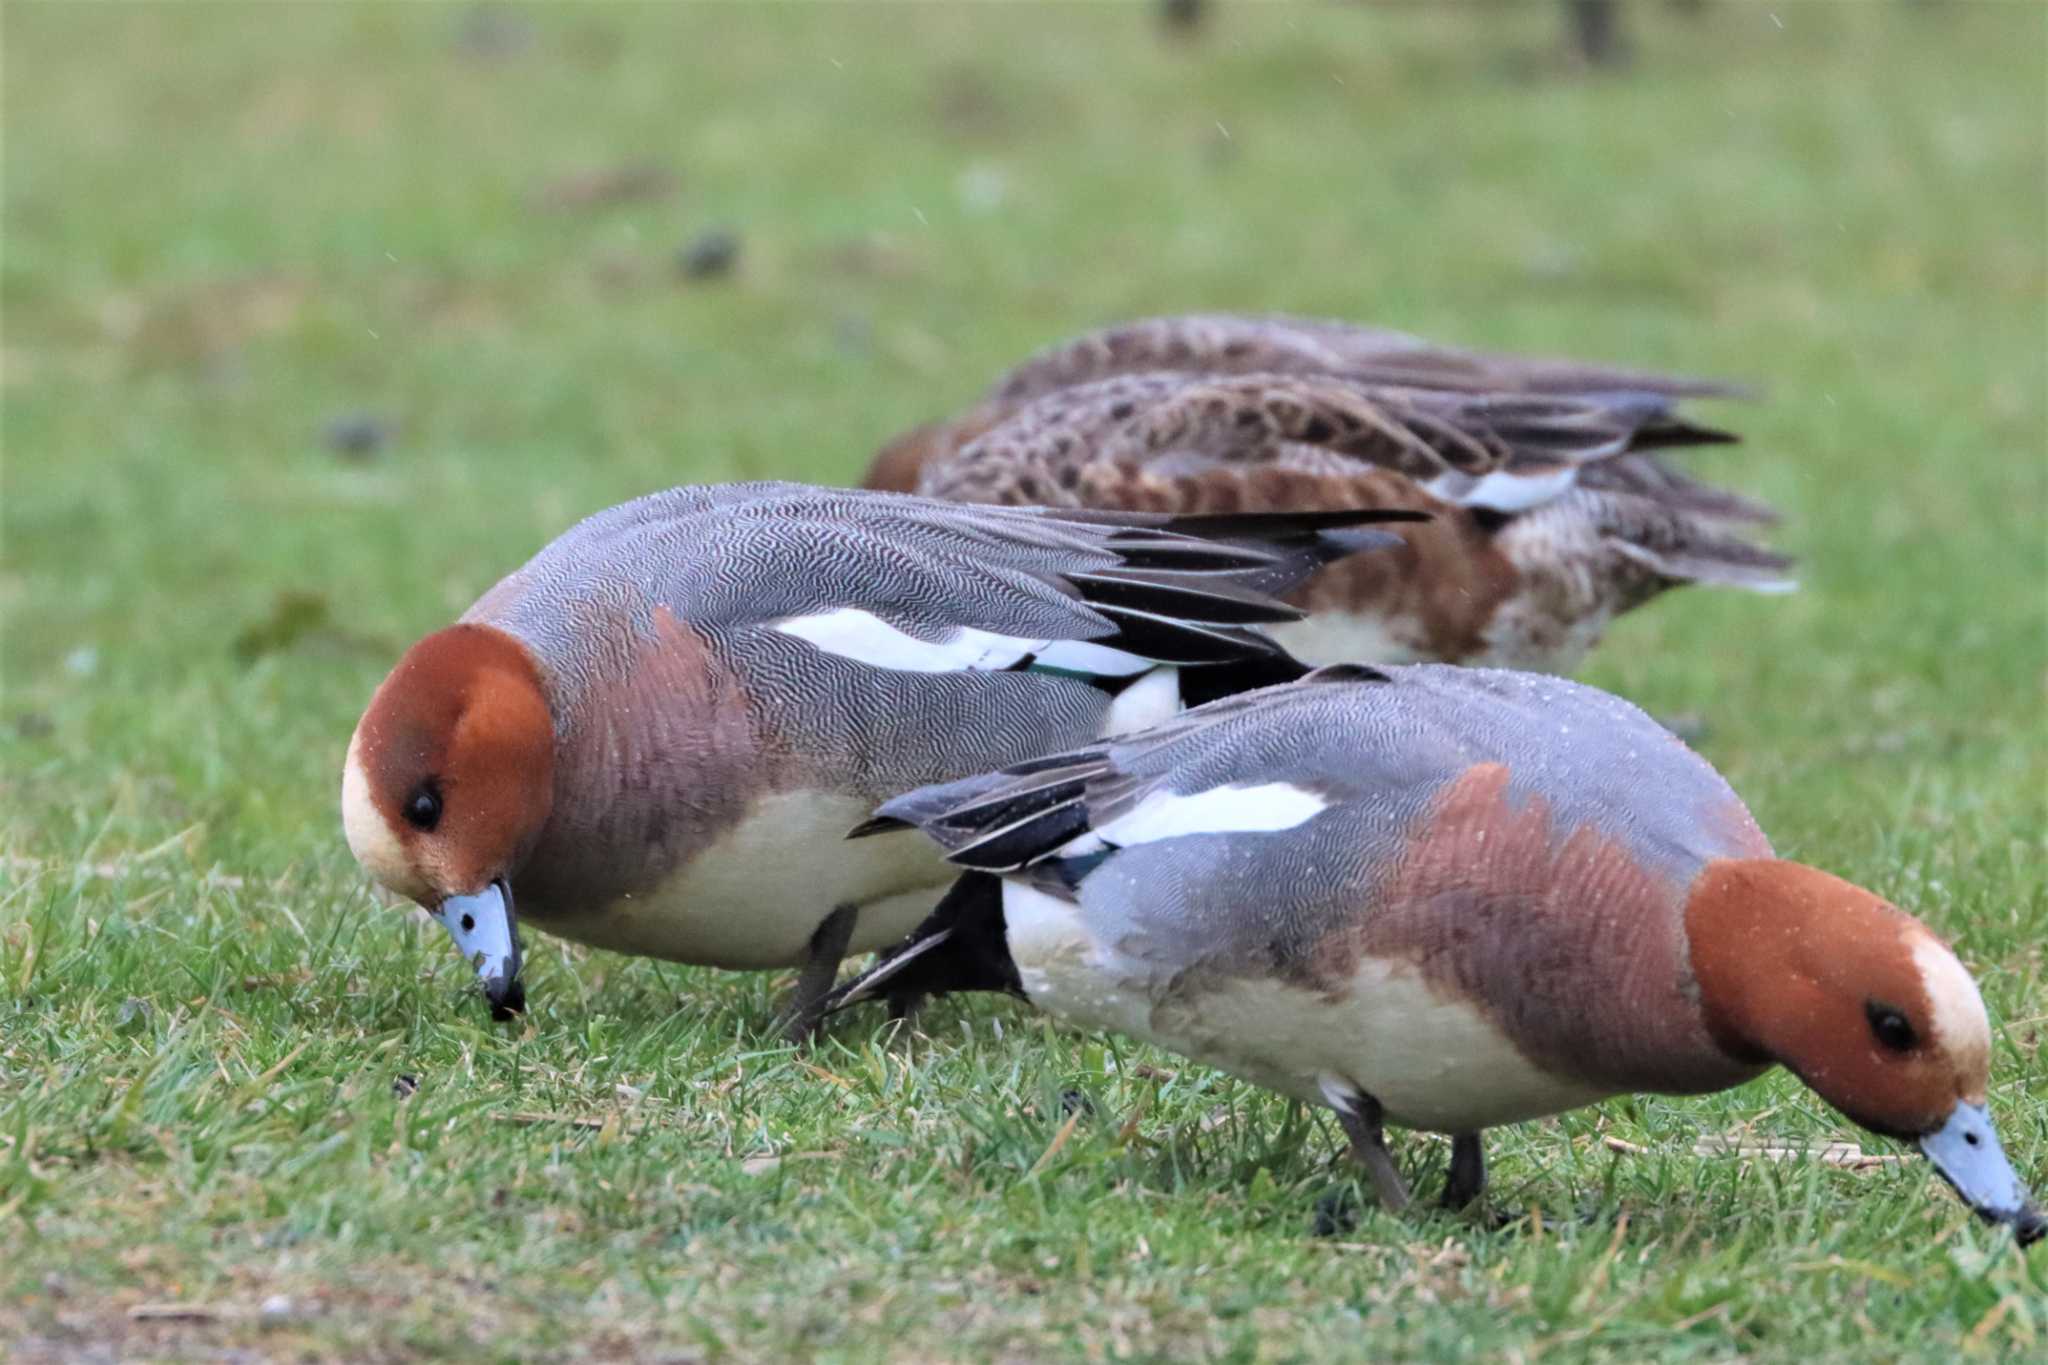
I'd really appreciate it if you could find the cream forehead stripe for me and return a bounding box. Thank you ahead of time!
[1909,933,1991,1073]
[341,732,425,901]
[773,607,1150,677]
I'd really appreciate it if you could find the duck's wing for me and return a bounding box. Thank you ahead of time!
[835,661,1771,1013]
[1514,485,1797,596]
[825,669,1379,1015]
[492,482,1420,684]
[853,663,1390,879]
[986,313,1745,403]
[919,371,1736,516]
[863,312,1746,497]
[841,666,1413,1001]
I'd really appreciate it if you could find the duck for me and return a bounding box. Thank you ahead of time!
[863,314,1793,673]
[831,664,2042,1241]
[339,481,1418,1032]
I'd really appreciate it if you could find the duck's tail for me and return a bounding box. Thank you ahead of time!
[1579,479,1796,595]
[1577,452,1794,595]
[1607,525,1798,594]
[823,871,1020,1020]
[1577,452,1781,526]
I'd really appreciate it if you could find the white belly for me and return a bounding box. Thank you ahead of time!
[529,790,955,970]
[1269,613,1423,668]
[1002,883,1609,1133]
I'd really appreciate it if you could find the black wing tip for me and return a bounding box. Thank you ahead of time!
[940,802,1093,875]
[846,814,913,840]
[1631,419,1743,451]
[1158,506,1431,542]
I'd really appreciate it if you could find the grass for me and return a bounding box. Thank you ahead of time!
[3,1,2044,1359]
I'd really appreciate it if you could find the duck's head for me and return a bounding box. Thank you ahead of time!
[342,623,555,1018]
[1687,858,2041,1245]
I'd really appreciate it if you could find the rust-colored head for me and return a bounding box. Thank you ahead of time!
[1687,859,1987,1136]
[340,623,556,910]
[1687,858,2039,1241]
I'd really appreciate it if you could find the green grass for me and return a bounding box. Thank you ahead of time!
[4,2,2045,1359]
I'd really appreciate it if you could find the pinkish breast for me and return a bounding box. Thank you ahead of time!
[1322,763,1769,1098]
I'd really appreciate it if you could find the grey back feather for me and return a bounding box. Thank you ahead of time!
[876,665,1771,980]
[464,482,1403,807]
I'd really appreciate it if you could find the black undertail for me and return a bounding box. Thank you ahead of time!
[1174,649,1325,709]
[825,871,1022,1019]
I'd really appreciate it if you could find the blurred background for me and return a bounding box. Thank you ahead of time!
[6,0,2045,882]
[3,4,2044,1357]
[8,1,2043,875]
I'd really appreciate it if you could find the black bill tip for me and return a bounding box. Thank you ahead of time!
[1919,1101,2041,1246]
[484,974,525,1022]
[2012,1203,2045,1248]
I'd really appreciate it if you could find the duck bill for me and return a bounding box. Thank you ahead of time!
[435,880,525,1021]
[1919,1102,2044,1246]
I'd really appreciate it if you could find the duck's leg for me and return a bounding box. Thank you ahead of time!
[1334,1093,1412,1213]
[1441,1132,1486,1210]
[780,903,858,1043]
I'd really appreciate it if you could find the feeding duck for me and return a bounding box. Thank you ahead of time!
[340,481,1416,1033]
[833,664,2040,1241]
[864,314,1792,673]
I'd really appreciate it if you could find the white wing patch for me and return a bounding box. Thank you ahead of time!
[773,607,1149,677]
[1059,781,1329,856]
[1426,464,1581,513]
[1099,666,1181,737]
[1033,639,1155,677]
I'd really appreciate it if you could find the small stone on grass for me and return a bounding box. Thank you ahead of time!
[677,229,741,280]
[323,412,393,459]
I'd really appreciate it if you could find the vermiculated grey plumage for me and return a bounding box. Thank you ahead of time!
[456,482,1411,945]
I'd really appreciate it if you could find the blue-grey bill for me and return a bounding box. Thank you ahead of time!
[1919,1102,2044,1246]
[435,881,524,1019]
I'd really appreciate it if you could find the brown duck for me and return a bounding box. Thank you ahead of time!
[864,314,1793,673]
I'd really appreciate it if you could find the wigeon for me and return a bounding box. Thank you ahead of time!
[864,314,1792,673]
[833,665,2041,1241]
[340,482,1416,1032]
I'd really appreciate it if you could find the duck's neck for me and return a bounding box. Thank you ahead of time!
[518,609,781,916]
[1352,765,1767,1097]
[1683,858,1825,1064]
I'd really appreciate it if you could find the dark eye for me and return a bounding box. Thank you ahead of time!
[1865,1001,1918,1052]
[403,782,442,832]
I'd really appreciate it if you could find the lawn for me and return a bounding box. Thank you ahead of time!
[3,2,2044,1360]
